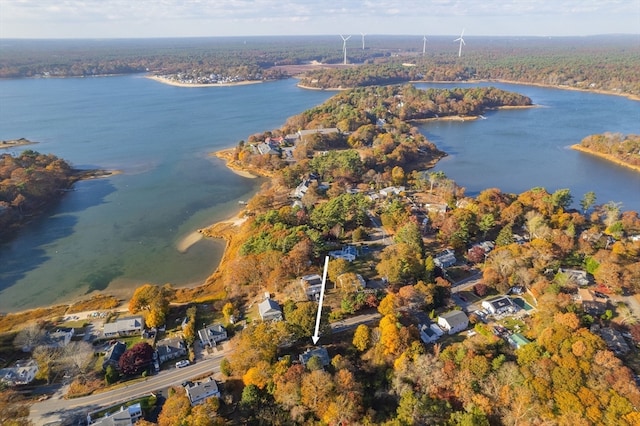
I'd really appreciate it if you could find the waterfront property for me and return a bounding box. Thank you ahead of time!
[102,341,127,371]
[104,316,145,338]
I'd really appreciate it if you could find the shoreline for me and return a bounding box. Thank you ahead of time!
[570,144,640,173]
[146,75,263,88]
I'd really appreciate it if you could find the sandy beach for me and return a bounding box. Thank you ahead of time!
[146,75,263,88]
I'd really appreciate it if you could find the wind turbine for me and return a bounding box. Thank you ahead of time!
[340,34,351,65]
[454,29,465,57]
[361,33,366,50]
[422,35,427,56]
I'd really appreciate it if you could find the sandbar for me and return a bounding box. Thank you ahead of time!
[176,231,204,253]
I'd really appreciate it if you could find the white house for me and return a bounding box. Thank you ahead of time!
[0,359,39,386]
[419,324,440,344]
[430,323,445,337]
[329,245,357,262]
[104,316,145,338]
[185,378,221,405]
[198,324,228,348]
[437,311,469,335]
[258,298,283,321]
[558,268,590,287]
[379,186,405,197]
[482,296,515,315]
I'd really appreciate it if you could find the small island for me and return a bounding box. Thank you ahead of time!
[572,133,640,172]
[0,137,37,149]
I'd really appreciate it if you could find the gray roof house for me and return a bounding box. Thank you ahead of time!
[437,311,469,335]
[0,359,39,386]
[258,298,283,321]
[300,274,323,298]
[102,341,127,371]
[88,403,143,426]
[434,249,456,269]
[185,378,221,405]
[198,324,228,347]
[299,346,331,367]
[156,337,187,363]
[104,316,145,338]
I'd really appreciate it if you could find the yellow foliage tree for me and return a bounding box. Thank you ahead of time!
[242,360,271,389]
[378,292,397,316]
[352,324,371,352]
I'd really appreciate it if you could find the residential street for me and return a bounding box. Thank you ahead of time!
[30,352,226,426]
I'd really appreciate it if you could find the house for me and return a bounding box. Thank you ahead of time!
[156,337,187,363]
[258,298,283,321]
[185,378,221,405]
[419,324,440,344]
[430,323,445,337]
[300,274,323,298]
[0,359,39,386]
[198,324,227,348]
[379,186,405,197]
[437,311,469,334]
[558,268,590,286]
[88,403,143,426]
[423,203,448,214]
[329,245,357,262]
[104,316,145,338]
[43,327,74,348]
[102,341,127,371]
[578,288,608,316]
[593,326,630,355]
[256,141,280,156]
[482,296,515,315]
[434,249,456,269]
[469,241,495,255]
[507,333,531,349]
[299,346,331,367]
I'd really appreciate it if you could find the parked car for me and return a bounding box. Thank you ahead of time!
[175,360,190,368]
[594,291,609,299]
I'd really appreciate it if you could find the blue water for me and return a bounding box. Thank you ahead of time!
[0,76,638,311]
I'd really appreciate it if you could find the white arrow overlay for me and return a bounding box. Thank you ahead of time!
[312,256,329,344]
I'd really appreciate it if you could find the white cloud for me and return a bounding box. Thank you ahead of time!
[1,0,638,38]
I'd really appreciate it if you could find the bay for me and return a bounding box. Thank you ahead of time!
[0,76,638,312]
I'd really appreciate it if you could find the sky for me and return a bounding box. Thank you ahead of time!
[1,0,639,39]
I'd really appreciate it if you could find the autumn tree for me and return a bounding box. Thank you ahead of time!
[352,324,371,352]
[158,387,192,426]
[128,283,171,328]
[12,323,45,352]
[118,342,154,376]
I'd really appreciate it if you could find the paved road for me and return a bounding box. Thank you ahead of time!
[30,353,226,425]
[331,312,381,334]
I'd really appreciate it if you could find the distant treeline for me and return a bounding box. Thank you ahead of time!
[1,35,638,96]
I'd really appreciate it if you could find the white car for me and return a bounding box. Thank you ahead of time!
[175,360,190,368]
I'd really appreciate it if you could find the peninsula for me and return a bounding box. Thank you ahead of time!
[0,137,37,149]
[572,133,640,172]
